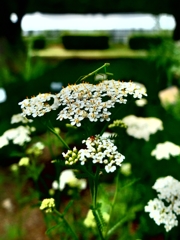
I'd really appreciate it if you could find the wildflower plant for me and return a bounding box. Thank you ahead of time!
[17,63,149,239]
[6,63,180,238]
[145,176,180,232]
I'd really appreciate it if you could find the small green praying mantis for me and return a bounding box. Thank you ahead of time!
[76,63,113,83]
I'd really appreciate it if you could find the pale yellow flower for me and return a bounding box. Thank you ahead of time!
[120,163,132,176]
[40,198,55,213]
[158,86,179,108]
[18,157,30,166]
[84,209,110,228]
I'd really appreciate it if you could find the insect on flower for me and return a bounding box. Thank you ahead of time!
[89,136,96,141]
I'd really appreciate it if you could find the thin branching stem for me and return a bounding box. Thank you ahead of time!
[54,209,78,240]
[46,125,71,150]
[104,171,120,239]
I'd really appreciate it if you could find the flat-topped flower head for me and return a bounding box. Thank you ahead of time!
[56,80,147,126]
[52,169,87,191]
[19,93,60,118]
[145,176,180,232]
[122,115,163,141]
[151,141,180,160]
[0,125,34,148]
[19,80,147,127]
[11,113,33,124]
[63,135,125,173]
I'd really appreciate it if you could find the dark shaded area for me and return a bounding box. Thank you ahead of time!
[170,0,180,41]
[0,0,179,44]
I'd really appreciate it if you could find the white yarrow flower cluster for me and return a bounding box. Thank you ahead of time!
[151,141,180,160]
[0,126,33,147]
[19,80,147,127]
[122,115,163,141]
[158,86,179,108]
[19,93,60,118]
[135,98,147,107]
[145,176,180,232]
[11,113,33,124]
[52,169,87,191]
[63,135,125,173]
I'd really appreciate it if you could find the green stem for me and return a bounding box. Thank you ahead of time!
[46,125,71,150]
[92,208,105,240]
[89,167,105,240]
[104,171,120,239]
[91,167,100,207]
[54,209,78,240]
[106,215,130,238]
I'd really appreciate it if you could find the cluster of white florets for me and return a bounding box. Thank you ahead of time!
[122,115,163,141]
[52,169,87,191]
[11,113,33,124]
[18,80,147,127]
[0,113,35,148]
[145,176,180,232]
[18,93,60,118]
[151,141,180,160]
[62,135,125,173]
[0,125,35,148]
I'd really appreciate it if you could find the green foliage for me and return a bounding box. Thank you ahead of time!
[128,33,172,50]
[62,32,109,50]
[1,36,180,239]
[148,40,180,87]
[32,36,46,50]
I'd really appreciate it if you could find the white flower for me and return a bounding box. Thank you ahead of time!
[152,176,180,202]
[19,80,147,127]
[0,88,7,103]
[101,131,115,139]
[120,163,132,176]
[0,126,33,147]
[52,169,87,191]
[151,141,180,160]
[135,98,147,107]
[145,176,180,232]
[122,115,163,141]
[70,114,84,127]
[105,163,116,173]
[0,136,9,148]
[158,86,179,108]
[1,198,14,212]
[19,93,60,118]
[11,113,33,124]
[63,135,125,173]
